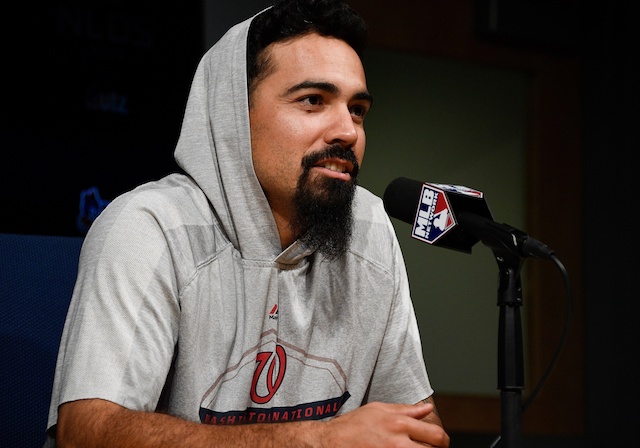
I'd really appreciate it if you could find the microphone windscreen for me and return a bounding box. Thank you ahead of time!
[383,177,424,224]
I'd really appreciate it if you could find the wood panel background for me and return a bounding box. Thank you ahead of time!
[347,0,584,436]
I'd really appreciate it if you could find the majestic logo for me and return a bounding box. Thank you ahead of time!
[411,184,455,244]
[268,304,279,320]
[251,344,286,404]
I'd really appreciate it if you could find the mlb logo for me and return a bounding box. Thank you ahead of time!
[411,184,456,244]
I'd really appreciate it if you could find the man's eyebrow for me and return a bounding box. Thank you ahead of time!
[285,81,373,104]
[285,80,338,96]
[354,91,374,105]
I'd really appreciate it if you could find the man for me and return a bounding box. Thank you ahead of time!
[46,1,450,446]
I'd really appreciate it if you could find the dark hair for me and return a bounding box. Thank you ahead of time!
[246,0,368,98]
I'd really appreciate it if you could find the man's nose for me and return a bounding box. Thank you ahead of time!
[323,106,358,147]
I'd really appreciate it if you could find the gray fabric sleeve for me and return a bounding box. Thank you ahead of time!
[48,190,180,431]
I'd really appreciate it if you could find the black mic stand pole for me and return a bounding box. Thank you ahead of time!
[457,212,525,448]
[494,249,524,448]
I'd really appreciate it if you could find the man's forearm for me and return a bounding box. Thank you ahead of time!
[57,397,449,448]
[56,399,321,448]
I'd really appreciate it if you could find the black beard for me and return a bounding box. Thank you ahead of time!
[291,144,359,260]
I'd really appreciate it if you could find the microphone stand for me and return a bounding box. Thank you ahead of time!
[457,213,525,448]
[494,249,524,448]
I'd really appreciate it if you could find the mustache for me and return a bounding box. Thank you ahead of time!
[301,144,360,179]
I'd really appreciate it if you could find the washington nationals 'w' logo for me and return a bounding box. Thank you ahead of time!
[251,344,287,404]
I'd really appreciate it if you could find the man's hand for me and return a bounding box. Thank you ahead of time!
[321,401,450,447]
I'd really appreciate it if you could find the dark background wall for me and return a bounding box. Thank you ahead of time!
[2,0,204,236]
[580,1,639,446]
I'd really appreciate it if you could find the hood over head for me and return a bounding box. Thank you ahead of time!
[174,10,291,262]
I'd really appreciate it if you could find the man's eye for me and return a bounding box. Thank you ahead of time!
[300,96,322,107]
[351,105,368,118]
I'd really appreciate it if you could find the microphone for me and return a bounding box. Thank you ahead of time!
[383,177,554,259]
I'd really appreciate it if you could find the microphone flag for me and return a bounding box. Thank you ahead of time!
[383,177,493,253]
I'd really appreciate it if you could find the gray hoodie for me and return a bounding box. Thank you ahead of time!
[45,11,432,443]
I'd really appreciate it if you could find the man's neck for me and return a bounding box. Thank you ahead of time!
[270,207,297,250]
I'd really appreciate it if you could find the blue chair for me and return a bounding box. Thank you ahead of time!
[0,233,83,447]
